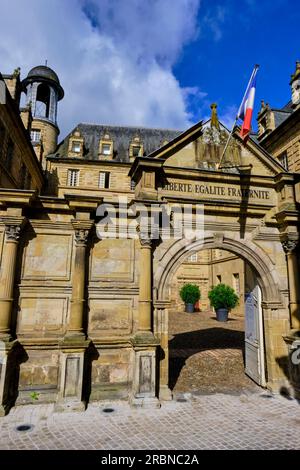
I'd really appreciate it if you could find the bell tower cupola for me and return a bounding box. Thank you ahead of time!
[22,65,64,165]
[290,61,300,109]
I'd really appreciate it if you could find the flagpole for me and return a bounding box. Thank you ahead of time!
[217,64,259,170]
[217,116,238,169]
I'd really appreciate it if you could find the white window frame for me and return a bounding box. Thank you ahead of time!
[101,143,111,155]
[278,152,288,171]
[68,169,79,187]
[31,129,41,143]
[71,141,81,153]
[99,171,110,189]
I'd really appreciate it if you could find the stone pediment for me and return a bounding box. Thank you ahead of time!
[149,119,285,177]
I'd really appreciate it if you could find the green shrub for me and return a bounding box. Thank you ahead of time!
[180,283,201,304]
[208,283,239,310]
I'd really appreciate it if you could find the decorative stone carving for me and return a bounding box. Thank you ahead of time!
[139,233,152,248]
[74,229,89,246]
[213,232,224,244]
[5,225,21,242]
[282,239,298,254]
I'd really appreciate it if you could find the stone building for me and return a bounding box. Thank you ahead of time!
[0,63,300,415]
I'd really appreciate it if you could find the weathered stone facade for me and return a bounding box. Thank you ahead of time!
[0,63,300,415]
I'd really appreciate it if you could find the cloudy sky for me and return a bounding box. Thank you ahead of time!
[0,0,299,139]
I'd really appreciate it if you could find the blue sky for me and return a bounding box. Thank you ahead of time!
[174,0,300,128]
[0,0,299,138]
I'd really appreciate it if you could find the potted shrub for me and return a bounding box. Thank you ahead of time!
[180,283,201,313]
[208,283,239,322]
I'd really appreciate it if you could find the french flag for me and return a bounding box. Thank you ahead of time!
[237,65,259,140]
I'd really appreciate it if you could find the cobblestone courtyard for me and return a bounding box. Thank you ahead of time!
[169,308,257,394]
[0,391,299,450]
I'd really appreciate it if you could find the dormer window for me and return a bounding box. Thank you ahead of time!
[129,136,143,161]
[101,143,111,155]
[132,145,141,157]
[71,141,81,153]
[99,133,113,159]
[68,130,84,157]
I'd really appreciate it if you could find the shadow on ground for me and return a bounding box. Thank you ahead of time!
[169,326,246,391]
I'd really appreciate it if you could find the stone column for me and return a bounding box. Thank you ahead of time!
[66,222,92,338]
[154,301,172,401]
[282,240,300,331]
[138,233,153,333]
[0,223,23,340]
[56,221,93,412]
[130,233,160,407]
[48,87,57,122]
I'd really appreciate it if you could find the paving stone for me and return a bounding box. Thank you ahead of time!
[0,391,299,450]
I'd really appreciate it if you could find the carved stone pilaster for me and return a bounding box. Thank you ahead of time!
[74,229,90,246]
[0,218,26,339]
[139,233,152,248]
[282,237,300,330]
[282,239,298,254]
[4,224,21,242]
[67,221,93,337]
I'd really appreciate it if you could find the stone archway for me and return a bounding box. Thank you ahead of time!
[153,234,289,399]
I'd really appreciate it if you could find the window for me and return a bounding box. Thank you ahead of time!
[188,253,198,262]
[130,180,136,190]
[71,141,81,153]
[278,152,288,171]
[68,169,79,187]
[233,273,240,295]
[99,171,110,189]
[31,129,41,143]
[216,275,222,284]
[132,145,141,157]
[101,143,111,155]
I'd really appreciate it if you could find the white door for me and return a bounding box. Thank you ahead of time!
[244,284,266,386]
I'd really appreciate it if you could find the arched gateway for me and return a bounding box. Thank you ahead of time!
[128,118,300,405]
[153,235,285,400]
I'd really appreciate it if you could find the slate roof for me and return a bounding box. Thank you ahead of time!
[52,123,182,162]
[272,108,292,128]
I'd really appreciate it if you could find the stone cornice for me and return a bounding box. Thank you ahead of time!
[47,156,131,168]
[128,156,164,180]
[65,194,102,212]
[163,165,278,187]
[0,189,37,208]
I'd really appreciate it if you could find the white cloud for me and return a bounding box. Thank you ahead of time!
[0,0,202,138]
[218,105,237,129]
[203,5,226,42]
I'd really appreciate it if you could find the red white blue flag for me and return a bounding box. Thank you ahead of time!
[237,65,259,140]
